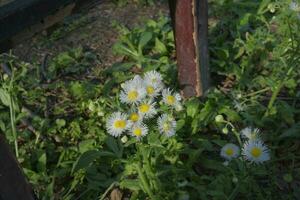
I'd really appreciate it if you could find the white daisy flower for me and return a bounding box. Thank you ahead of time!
[220,143,240,160]
[128,112,143,123]
[242,140,270,164]
[106,112,130,137]
[138,100,157,119]
[143,80,164,98]
[143,71,164,98]
[241,127,261,141]
[144,70,163,86]
[162,88,182,109]
[157,114,177,137]
[130,123,148,139]
[120,75,146,105]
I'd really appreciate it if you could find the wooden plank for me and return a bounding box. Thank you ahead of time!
[196,0,210,93]
[169,0,209,98]
[0,0,14,7]
[0,0,103,52]
[10,3,76,45]
[0,135,36,200]
[0,0,76,43]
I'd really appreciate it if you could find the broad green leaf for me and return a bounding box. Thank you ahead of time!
[79,139,95,153]
[186,99,200,118]
[104,62,134,74]
[0,88,11,106]
[120,179,141,191]
[219,106,241,122]
[72,150,116,173]
[154,38,167,54]
[139,32,152,49]
[176,119,185,131]
[105,136,122,157]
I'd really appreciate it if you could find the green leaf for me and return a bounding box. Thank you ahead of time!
[139,32,153,49]
[104,62,134,74]
[37,151,47,172]
[105,136,122,157]
[154,38,167,54]
[0,120,5,131]
[69,82,84,99]
[186,99,200,118]
[56,52,75,68]
[219,106,241,122]
[72,150,116,173]
[176,119,185,131]
[120,179,141,191]
[257,0,271,14]
[113,42,137,57]
[0,88,11,107]
[79,139,95,153]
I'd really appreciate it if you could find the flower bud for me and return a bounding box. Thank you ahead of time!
[121,135,128,143]
[215,115,224,123]
[175,104,183,112]
[222,127,229,134]
[3,74,8,80]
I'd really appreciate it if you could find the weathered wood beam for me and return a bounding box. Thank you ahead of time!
[0,135,36,200]
[169,0,209,98]
[0,0,103,53]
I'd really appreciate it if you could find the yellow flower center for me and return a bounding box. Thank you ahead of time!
[114,120,126,129]
[163,122,170,131]
[130,113,139,122]
[146,86,155,95]
[128,90,138,101]
[250,147,262,158]
[166,95,175,105]
[225,148,234,156]
[139,104,150,113]
[133,128,142,136]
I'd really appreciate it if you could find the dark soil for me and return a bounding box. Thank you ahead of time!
[13,1,169,69]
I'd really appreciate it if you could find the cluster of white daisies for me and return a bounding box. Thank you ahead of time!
[106,71,181,139]
[221,127,270,164]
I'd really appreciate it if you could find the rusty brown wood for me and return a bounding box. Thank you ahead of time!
[169,0,209,98]
[0,135,36,200]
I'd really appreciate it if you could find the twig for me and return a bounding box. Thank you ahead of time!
[99,182,118,200]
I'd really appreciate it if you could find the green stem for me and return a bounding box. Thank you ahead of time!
[136,163,156,200]
[99,182,118,200]
[243,87,270,98]
[227,121,242,147]
[9,95,18,158]
[144,157,159,191]
[263,83,283,117]
[232,129,242,147]
[8,66,18,158]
